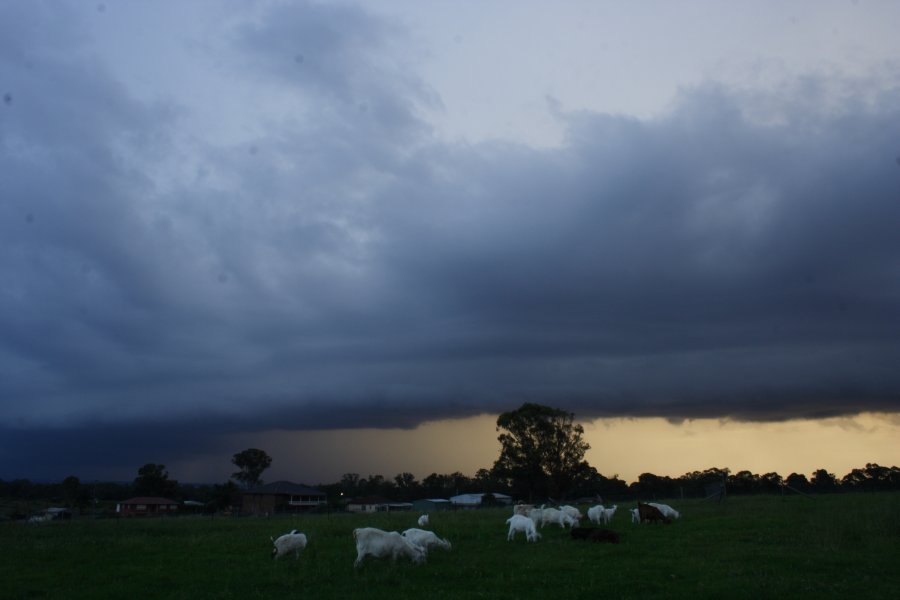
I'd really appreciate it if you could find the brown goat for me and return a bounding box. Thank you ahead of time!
[637,502,672,524]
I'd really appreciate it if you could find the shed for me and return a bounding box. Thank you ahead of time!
[116,497,180,517]
[449,492,512,508]
[241,481,326,516]
[347,496,392,513]
[411,498,452,512]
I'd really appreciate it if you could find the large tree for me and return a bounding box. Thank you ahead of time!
[231,448,272,489]
[492,403,591,501]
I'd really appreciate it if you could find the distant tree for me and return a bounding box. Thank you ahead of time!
[586,471,629,501]
[393,472,420,502]
[862,463,900,490]
[134,463,178,497]
[358,474,395,498]
[785,472,810,492]
[231,448,272,489]
[208,481,239,513]
[473,468,507,494]
[61,475,84,509]
[728,470,760,495]
[631,472,678,499]
[340,473,361,497]
[759,472,783,494]
[492,403,591,501]
[811,469,838,492]
[448,471,475,495]
[422,473,451,498]
[841,468,870,490]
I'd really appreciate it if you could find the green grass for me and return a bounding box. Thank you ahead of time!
[1,493,898,599]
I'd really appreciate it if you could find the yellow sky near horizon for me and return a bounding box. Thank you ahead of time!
[172,411,900,486]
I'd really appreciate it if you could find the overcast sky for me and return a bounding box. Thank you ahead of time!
[2,1,899,482]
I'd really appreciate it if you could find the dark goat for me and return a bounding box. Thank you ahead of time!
[570,527,621,544]
[637,502,671,524]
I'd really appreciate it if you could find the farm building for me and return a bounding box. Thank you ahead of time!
[411,498,452,512]
[347,496,413,513]
[116,497,180,517]
[449,492,512,508]
[240,481,326,516]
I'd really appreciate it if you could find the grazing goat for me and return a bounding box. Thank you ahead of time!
[648,502,680,520]
[570,527,621,544]
[506,514,541,542]
[353,527,427,567]
[402,528,452,552]
[271,530,308,560]
[513,503,535,516]
[540,507,577,529]
[28,513,54,524]
[637,502,671,524]
[417,514,429,527]
[559,505,583,521]
[630,508,640,524]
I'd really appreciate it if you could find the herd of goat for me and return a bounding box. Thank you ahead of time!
[271,502,681,566]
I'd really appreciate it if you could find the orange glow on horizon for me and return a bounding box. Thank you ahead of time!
[173,412,900,486]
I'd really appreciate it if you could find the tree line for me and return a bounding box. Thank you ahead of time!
[3,461,899,515]
[2,403,899,514]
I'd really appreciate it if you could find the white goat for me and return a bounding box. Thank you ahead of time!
[27,513,53,524]
[540,507,577,528]
[353,527,426,567]
[528,506,544,524]
[648,502,680,519]
[417,514,429,527]
[559,505,583,521]
[599,505,617,524]
[506,514,541,542]
[586,504,605,525]
[271,530,308,560]
[402,528,451,552]
[630,508,640,524]
[513,503,535,516]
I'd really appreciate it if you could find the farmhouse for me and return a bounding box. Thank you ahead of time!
[116,497,180,517]
[240,481,326,516]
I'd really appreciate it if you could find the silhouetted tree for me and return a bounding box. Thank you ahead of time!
[759,472,783,494]
[862,463,900,490]
[422,472,451,498]
[448,471,475,495]
[208,481,239,513]
[393,472,420,502]
[473,468,507,494]
[492,403,591,500]
[339,473,362,498]
[728,470,760,495]
[811,469,838,492]
[61,475,85,509]
[785,472,810,492]
[231,448,272,489]
[631,472,678,499]
[134,463,178,497]
[841,468,870,490]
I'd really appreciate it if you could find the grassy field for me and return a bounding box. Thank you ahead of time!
[1,493,898,599]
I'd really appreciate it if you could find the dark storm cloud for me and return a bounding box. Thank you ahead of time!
[2,2,900,479]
